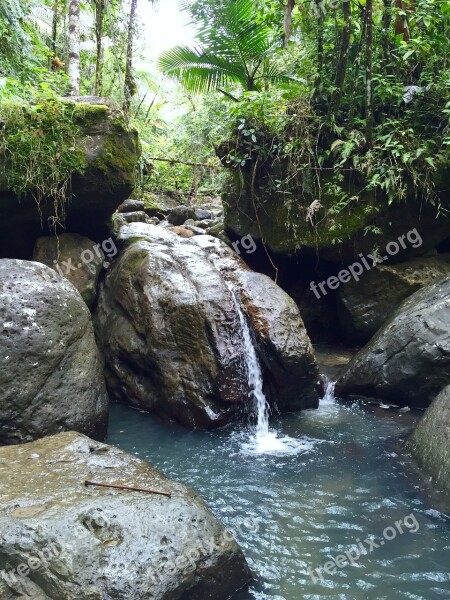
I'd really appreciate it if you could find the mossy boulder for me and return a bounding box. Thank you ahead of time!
[0,96,141,259]
[94,223,318,429]
[407,385,450,494]
[223,170,450,265]
[143,192,180,217]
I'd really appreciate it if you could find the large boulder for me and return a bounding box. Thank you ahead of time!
[223,171,450,264]
[94,223,319,429]
[335,275,450,407]
[337,255,450,344]
[0,259,108,444]
[32,233,106,308]
[0,97,140,259]
[193,235,319,413]
[407,385,450,493]
[0,432,252,599]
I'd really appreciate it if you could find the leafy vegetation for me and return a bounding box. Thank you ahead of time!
[0,81,87,229]
[0,0,448,233]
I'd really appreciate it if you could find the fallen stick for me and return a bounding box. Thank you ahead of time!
[84,480,172,498]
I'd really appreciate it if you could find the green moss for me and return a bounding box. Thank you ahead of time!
[91,131,140,186]
[0,96,87,229]
[72,103,110,127]
[224,172,377,254]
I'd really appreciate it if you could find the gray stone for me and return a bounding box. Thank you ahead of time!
[143,193,180,218]
[0,432,252,599]
[0,259,108,444]
[194,208,213,220]
[167,206,196,226]
[117,199,145,213]
[33,233,105,308]
[407,385,450,493]
[336,275,450,407]
[337,255,450,343]
[94,224,318,429]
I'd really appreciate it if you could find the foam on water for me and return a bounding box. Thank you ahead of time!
[228,284,307,456]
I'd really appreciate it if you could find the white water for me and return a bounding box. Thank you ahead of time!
[322,377,336,402]
[228,285,312,456]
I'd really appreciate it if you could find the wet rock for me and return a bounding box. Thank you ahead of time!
[195,219,215,230]
[112,211,150,235]
[94,223,318,429]
[336,275,450,407]
[33,233,105,308]
[143,192,180,218]
[194,208,213,220]
[117,199,145,213]
[193,235,320,413]
[407,385,450,493]
[183,222,207,236]
[167,205,196,226]
[0,432,252,599]
[0,97,140,259]
[0,260,108,444]
[337,255,450,344]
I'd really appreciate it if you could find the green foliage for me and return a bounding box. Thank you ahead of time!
[134,92,228,200]
[0,0,51,79]
[0,81,87,230]
[158,0,297,95]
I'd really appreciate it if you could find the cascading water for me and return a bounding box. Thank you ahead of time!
[322,377,336,402]
[228,283,312,455]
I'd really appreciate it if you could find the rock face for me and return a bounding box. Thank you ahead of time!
[223,171,450,264]
[407,385,450,493]
[337,255,450,344]
[33,233,106,308]
[0,259,108,444]
[0,97,140,259]
[0,432,252,599]
[94,223,319,429]
[336,275,450,407]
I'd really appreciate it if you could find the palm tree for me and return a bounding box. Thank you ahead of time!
[158,0,294,97]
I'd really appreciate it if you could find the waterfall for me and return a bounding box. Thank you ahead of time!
[232,289,270,439]
[227,282,308,455]
[322,377,336,401]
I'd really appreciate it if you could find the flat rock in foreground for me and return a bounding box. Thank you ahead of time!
[0,432,252,599]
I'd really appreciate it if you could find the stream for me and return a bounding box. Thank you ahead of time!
[108,387,450,599]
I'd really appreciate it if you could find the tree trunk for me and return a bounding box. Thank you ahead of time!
[328,0,352,115]
[395,0,414,42]
[381,0,392,68]
[68,0,81,95]
[283,0,295,48]
[51,0,59,57]
[365,0,374,146]
[123,0,139,114]
[95,0,105,95]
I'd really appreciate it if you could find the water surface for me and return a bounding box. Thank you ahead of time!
[108,395,450,600]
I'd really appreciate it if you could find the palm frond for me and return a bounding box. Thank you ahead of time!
[158,0,293,95]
